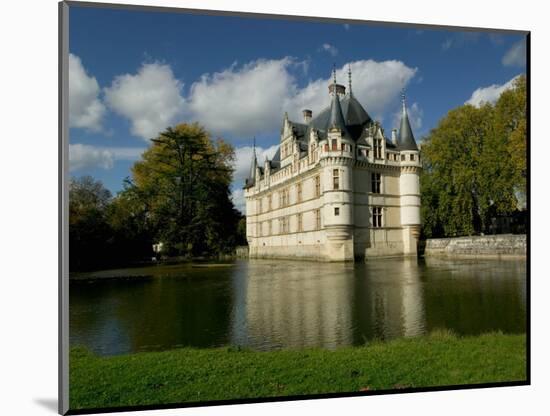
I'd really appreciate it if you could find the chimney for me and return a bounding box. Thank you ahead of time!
[328,83,346,97]
[391,128,398,145]
[302,109,312,123]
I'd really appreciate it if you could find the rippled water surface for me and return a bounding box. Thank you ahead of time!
[70,257,527,356]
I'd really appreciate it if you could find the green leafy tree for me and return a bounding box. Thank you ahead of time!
[106,180,154,263]
[129,123,240,256]
[69,176,112,270]
[420,75,526,237]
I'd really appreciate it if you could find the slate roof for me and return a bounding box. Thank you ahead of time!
[397,104,418,151]
[245,88,417,186]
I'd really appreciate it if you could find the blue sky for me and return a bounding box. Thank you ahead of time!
[68,5,526,211]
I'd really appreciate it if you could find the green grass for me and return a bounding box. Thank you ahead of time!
[70,331,526,411]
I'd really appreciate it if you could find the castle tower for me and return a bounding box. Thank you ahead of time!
[320,70,355,261]
[244,139,258,247]
[397,91,421,255]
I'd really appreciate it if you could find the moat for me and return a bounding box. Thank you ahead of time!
[70,257,526,356]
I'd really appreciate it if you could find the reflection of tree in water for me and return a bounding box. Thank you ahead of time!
[70,266,235,355]
[70,258,526,356]
[421,257,526,335]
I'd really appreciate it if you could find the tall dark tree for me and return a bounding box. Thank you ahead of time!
[69,176,112,270]
[130,123,239,256]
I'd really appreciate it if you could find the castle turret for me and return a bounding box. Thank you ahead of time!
[321,70,354,261]
[398,91,421,255]
[244,139,258,246]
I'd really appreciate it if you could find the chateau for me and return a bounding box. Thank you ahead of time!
[244,69,421,261]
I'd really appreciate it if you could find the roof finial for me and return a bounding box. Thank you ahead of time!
[348,64,352,95]
[401,88,407,113]
[332,63,337,85]
[253,136,256,154]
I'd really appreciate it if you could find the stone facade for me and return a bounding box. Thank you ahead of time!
[244,71,421,262]
[424,234,526,258]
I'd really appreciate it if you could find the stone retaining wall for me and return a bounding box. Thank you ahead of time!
[424,234,526,258]
[235,246,249,258]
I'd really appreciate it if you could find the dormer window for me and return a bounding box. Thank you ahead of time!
[331,139,338,151]
[374,138,382,159]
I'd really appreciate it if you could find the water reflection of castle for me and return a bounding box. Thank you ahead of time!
[230,259,426,349]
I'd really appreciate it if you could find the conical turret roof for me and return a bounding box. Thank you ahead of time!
[244,142,258,188]
[326,86,349,137]
[398,93,418,151]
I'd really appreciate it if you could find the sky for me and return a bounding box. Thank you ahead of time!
[68,5,527,212]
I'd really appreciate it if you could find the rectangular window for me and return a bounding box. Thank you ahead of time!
[331,139,338,151]
[315,209,321,230]
[324,143,329,152]
[372,207,383,228]
[297,213,303,232]
[401,154,406,161]
[371,173,381,194]
[333,169,340,190]
[315,175,321,197]
[374,138,382,159]
[410,154,415,161]
[296,183,302,203]
[334,207,340,216]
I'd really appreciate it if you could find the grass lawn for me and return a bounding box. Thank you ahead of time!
[70,331,526,411]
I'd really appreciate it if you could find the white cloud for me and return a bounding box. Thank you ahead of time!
[187,58,296,137]
[105,57,416,141]
[392,102,423,131]
[502,40,526,67]
[69,54,105,131]
[441,39,453,51]
[69,144,145,171]
[231,144,278,212]
[231,188,246,214]
[465,75,520,107]
[441,32,480,51]
[69,144,113,171]
[104,63,186,141]
[286,60,417,122]
[320,43,339,57]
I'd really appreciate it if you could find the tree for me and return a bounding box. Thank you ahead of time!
[69,176,113,270]
[420,76,526,238]
[129,123,240,256]
[106,179,154,263]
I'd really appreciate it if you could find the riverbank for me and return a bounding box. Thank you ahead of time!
[70,261,236,280]
[70,331,526,411]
